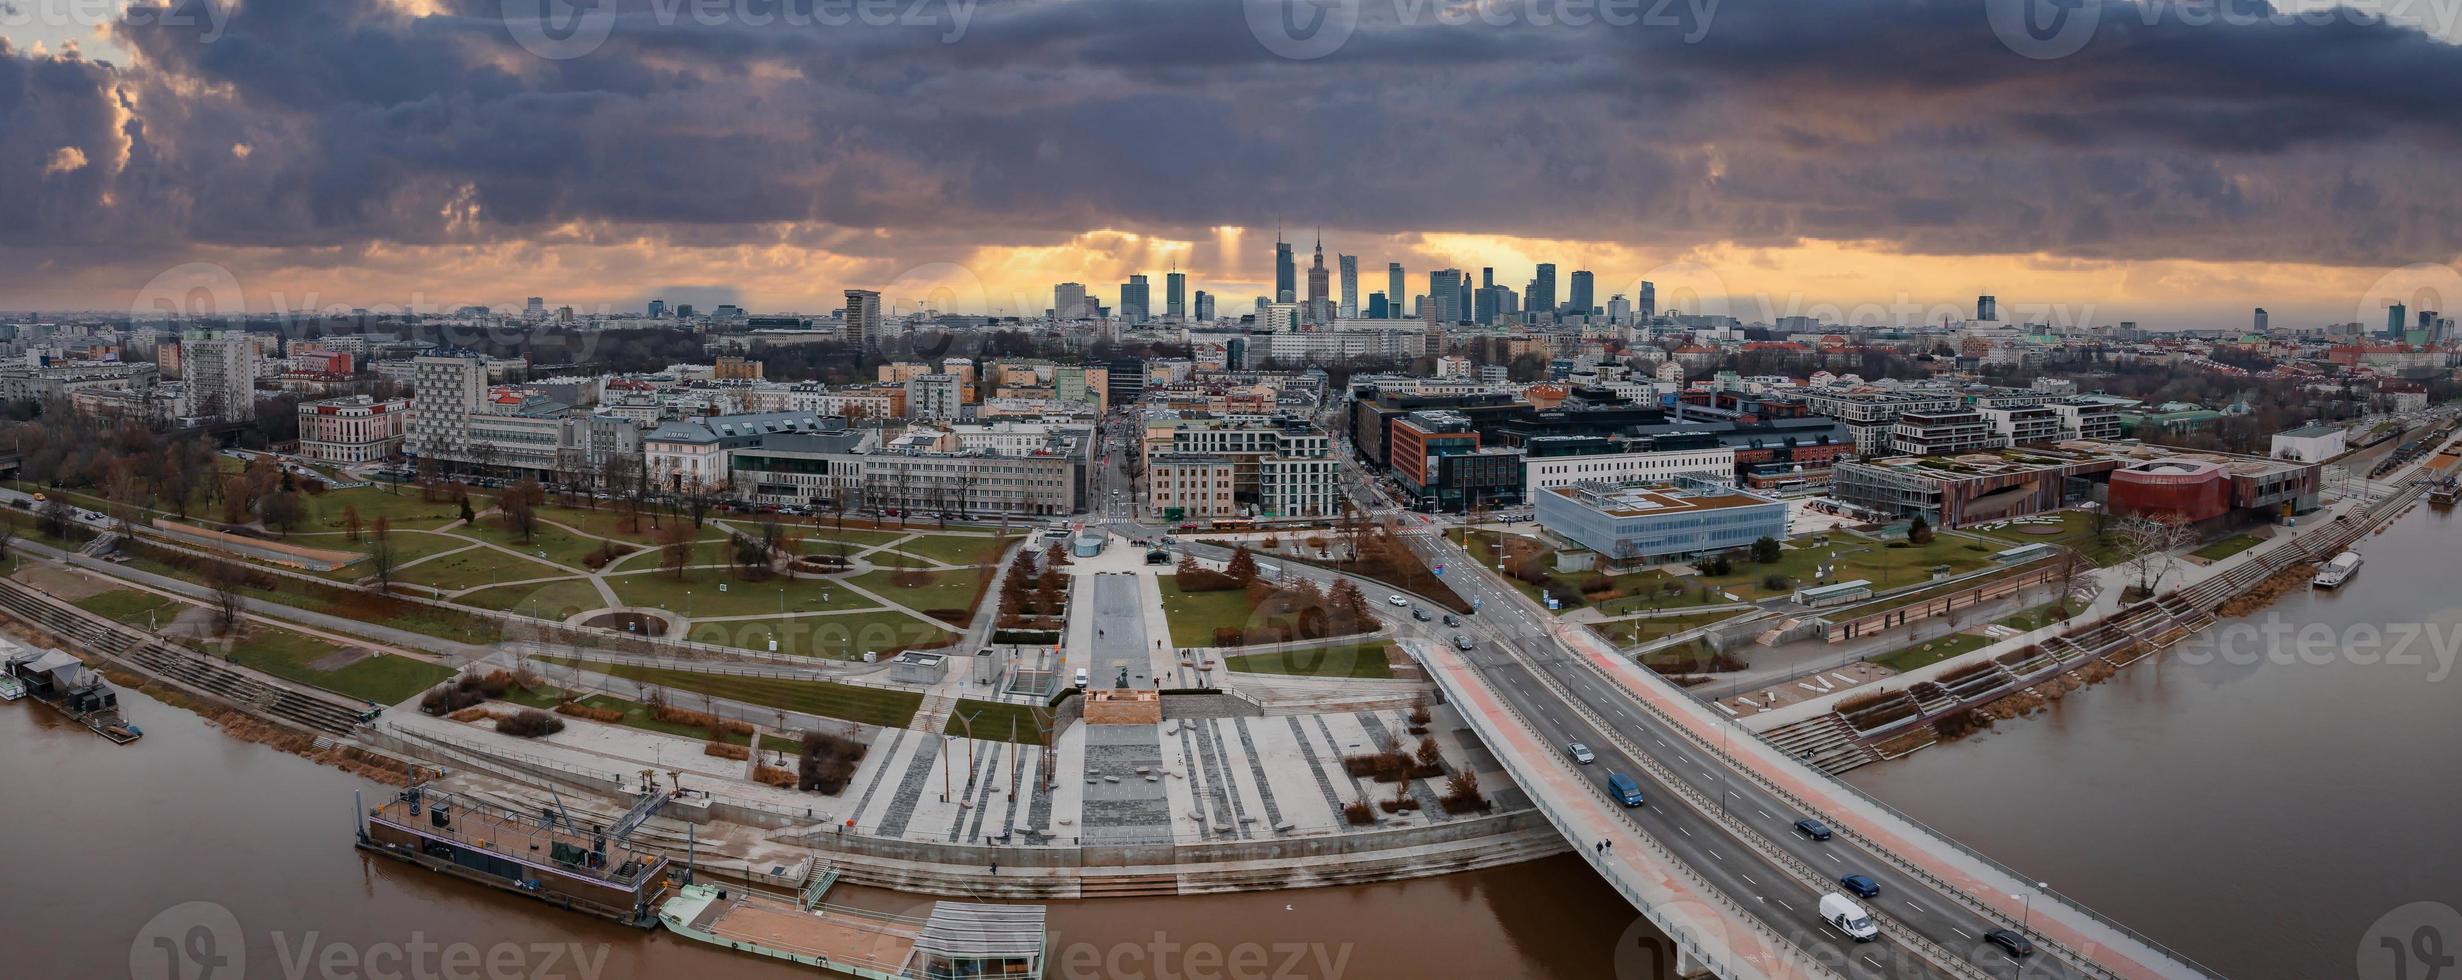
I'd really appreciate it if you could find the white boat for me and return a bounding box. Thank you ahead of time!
[2313,551,2362,588]
[0,675,23,701]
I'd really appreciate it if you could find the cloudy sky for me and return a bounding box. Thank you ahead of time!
[4,0,2462,329]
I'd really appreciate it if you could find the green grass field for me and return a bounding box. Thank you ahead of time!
[450,518,618,571]
[1994,603,2071,633]
[607,571,879,617]
[1224,641,1395,679]
[683,610,954,660]
[300,486,466,532]
[560,693,754,745]
[396,543,565,591]
[891,533,1021,567]
[455,578,609,619]
[72,589,189,629]
[1594,609,1750,647]
[2191,533,2262,561]
[944,698,1050,743]
[1970,510,2127,566]
[1157,578,1264,647]
[847,567,994,619]
[540,656,921,728]
[1869,632,1995,674]
[226,627,454,704]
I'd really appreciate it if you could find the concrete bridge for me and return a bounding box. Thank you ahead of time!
[1403,531,2218,980]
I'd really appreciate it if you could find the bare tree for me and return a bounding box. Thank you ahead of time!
[2112,515,2194,599]
[207,560,249,636]
[367,516,400,593]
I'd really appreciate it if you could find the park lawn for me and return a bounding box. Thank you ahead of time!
[395,543,566,591]
[1995,603,2071,633]
[1970,510,2127,566]
[226,626,454,705]
[945,698,1050,744]
[794,528,912,550]
[607,571,879,617]
[531,504,682,546]
[540,655,922,728]
[686,610,956,660]
[113,546,506,645]
[848,567,994,619]
[1870,632,1995,674]
[893,533,1021,568]
[865,549,935,570]
[2191,533,2262,561]
[300,486,465,532]
[1158,578,1264,648]
[561,694,754,745]
[301,530,473,581]
[456,578,608,619]
[449,518,618,571]
[1446,528,1721,613]
[1695,532,2000,601]
[1593,608,1750,647]
[603,537,734,574]
[1225,641,1395,679]
[72,589,189,628]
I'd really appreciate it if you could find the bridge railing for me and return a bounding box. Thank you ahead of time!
[1421,532,2225,979]
[1429,646,1847,980]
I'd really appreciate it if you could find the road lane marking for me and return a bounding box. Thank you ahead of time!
[1679,826,1692,838]
[1740,874,1755,886]
[1707,848,1723,861]
[1774,898,1794,912]
[1904,900,1923,914]
[1951,927,1971,939]
[1757,808,1774,820]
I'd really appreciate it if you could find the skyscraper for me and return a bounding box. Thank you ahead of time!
[1194,290,1214,321]
[2253,307,2269,335]
[1429,269,1466,323]
[1977,294,1998,322]
[524,296,545,320]
[1388,263,1404,319]
[1275,236,1296,304]
[844,288,881,348]
[1165,270,1187,320]
[1054,282,1088,320]
[1338,254,1358,319]
[2388,303,2407,339]
[1529,264,1556,320]
[1638,280,1657,318]
[1607,294,1631,324]
[646,299,667,318]
[1367,292,1388,319]
[1568,270,1594,317]
[1120,274,1151,324]
[1306,234,1331,323]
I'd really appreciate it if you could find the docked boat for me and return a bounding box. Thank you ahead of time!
[2313,551,2362,588]
[0,674,25,701]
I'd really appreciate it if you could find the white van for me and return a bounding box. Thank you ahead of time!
[1073,668,1089,690]
[1818,893,1879,942]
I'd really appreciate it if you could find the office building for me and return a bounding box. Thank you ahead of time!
[1120,274,1151,325]
[1055,282,1089,320]
[1193,291,1214,322]
[1567,270,1594,317]
[1388,263,1404,319]
[1165,271,1186,320]
[844,289,882,348]
[1536,478,1791,566]
[297,395,408,464]
[1528,264,1556,320]
[180,327,260,422]
[1275,237,1296,303]
[1338,254,1358,319]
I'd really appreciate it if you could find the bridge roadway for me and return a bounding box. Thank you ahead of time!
[1403,529,2213,980]
[1162,530,2210,980]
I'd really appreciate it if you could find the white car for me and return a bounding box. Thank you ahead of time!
[1387,595,1408,607]
[1566,742,1596,765]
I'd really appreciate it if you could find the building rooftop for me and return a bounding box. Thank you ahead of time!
[1542,479,1781,517]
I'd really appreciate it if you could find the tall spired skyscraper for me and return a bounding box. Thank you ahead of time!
[1306,233,1332,323]
[1274,234,1296,304]
[1165,268,1187,320]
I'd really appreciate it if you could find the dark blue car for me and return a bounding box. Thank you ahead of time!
[1794,818,1834,841]
[1840,873,1880,898]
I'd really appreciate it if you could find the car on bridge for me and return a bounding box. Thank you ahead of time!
[1387,595,1408,607]
[1793,818,1834,841]
[1410,608,1430,622]
[1839,873,1880,898]
[1566,742,1595,765]
[1605,772,1644,807]
[1818,893,1880,942]
[1983,929,2035,958]
[1442,613,1460,627]
[1451,635,1475,651]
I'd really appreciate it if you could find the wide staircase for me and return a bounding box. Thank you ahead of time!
[0,581,367,737]
[1759,712,1878,775]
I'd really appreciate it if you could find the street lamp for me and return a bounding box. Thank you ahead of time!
[2016,880,2046,968]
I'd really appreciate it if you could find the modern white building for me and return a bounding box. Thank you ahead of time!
[2270,423,2347,463]
[1524,446,1736,492]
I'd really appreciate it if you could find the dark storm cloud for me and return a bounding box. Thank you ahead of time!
[6,0,2462,298]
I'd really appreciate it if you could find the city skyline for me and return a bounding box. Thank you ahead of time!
[8,2,2462,329]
